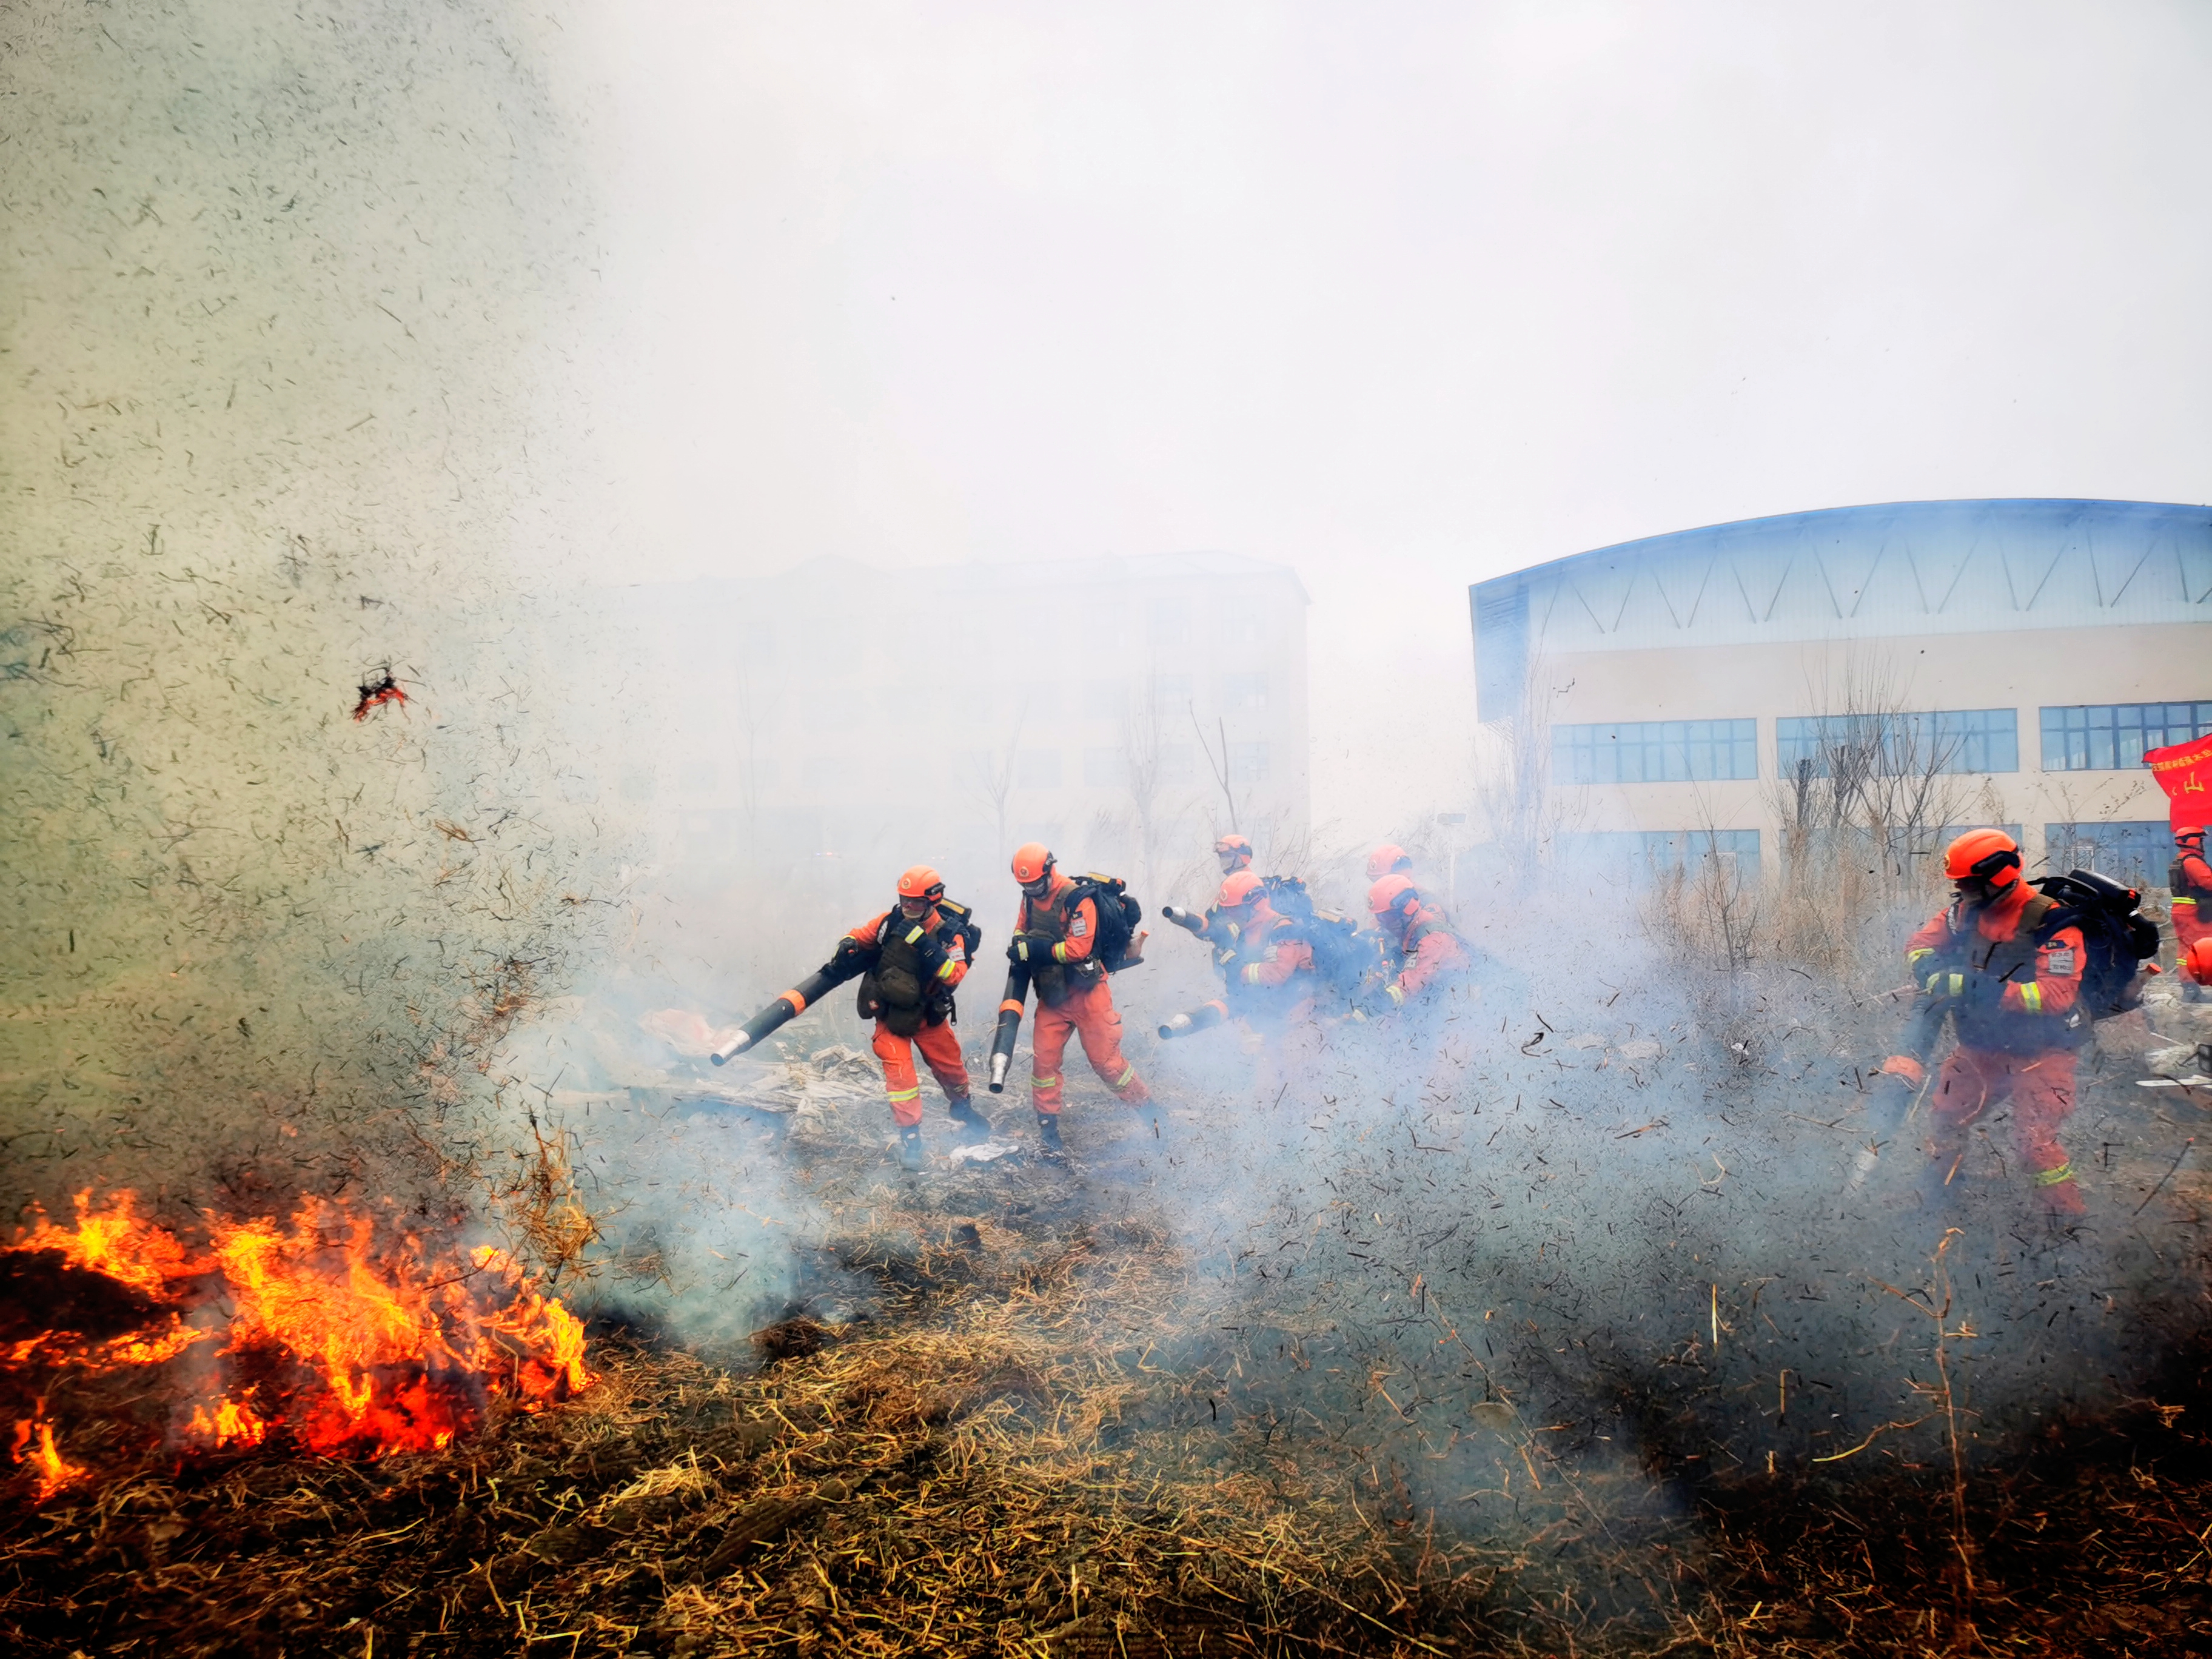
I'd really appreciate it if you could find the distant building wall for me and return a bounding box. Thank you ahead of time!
[1469,499,2212,882]
[591,552,1310,914]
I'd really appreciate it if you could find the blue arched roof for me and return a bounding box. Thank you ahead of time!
[1472,498,2212,720]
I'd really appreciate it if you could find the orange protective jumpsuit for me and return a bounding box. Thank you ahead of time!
[1372,900,1471,1008]
[2171,839,2212,961]
[843,908,973,1128]
[1016,874,1150,1117]
[1218,896,1325,1105]
[1905,881,2089,1216]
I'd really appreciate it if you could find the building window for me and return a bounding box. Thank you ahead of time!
[1220,672,1268,712]
[1083,746,1125,788]
[1016,749,1062,789]
[1560,829,1761,884]
[1227,741,1270,783]
[2045,821,2181,888]
[1553,719,1757,784]
[1082,678,1126,719]
[1152,673,1194,705]
[1776,709,2017,777]
[2040,702,2212,772]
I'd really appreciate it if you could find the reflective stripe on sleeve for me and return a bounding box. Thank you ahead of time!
[2017,982,2043,1014]
[2033,1162,2076,1187]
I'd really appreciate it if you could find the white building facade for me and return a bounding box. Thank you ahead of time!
[1470,499,2211,887]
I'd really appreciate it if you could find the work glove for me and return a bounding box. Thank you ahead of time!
[1361,982,1407,1018]
[1007,931,1059,966]
[1921,968,1966,999]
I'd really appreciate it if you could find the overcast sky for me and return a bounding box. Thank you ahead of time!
[543,1,2212,825]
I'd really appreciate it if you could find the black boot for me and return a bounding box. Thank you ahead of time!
[897,1124,925,1172]
[946,1096,993,1145]
[1035,1111,1065,1159]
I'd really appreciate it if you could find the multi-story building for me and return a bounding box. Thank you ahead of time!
[1469,498,2210,886]
[592,551,1310,914]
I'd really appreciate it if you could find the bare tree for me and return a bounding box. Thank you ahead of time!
[962,703,1027,857]
[1765,655,1977,985]
[1772,657,1972,870]
[1122,677,1168,893]
[1190,703,1239,834]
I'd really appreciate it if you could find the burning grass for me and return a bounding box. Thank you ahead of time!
[4,1190,589,1499]
[10,1101,2212,1655]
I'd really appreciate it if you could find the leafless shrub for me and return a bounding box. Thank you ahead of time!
[1764,656,1974,990]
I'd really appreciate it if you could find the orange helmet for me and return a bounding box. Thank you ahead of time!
[1011,842,1054,885]
[1214,833,1253,867]
[1217,870,1264,908]
[2179,826,2206,844]
[1367,873,1418,917]
[1366,843,1412,882]
[1943,828,2021,888]
[2188,936,2212,987]
[897,865,945,902]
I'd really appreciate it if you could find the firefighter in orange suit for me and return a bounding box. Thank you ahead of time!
[833,866,989,1170]
[1362,875,1470,1012]
[1008,843,1152,1155]
[2173,828,2211,1002]
[1366,843,1413,883]
[1903,829,2090,1219]
[1214,871,1316,1013]
[1162,836,1259,948]
[1199,870,1326,1103]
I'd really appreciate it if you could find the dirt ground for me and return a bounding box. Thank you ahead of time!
[8,1057,2212,1658]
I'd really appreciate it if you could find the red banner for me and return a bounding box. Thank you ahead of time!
[2146,732,2212,830]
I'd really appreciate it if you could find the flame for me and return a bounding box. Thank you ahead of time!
[186,1396,267,1449]
[4,1190,591,1495]
[10,1407,86,1501]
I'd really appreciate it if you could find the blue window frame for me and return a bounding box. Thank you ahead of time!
[1775,709,2017,777]
[2045,821,2179,888]
[2040,703,2212,772]
[1227,741,1270,783]
[1559,829,1761,884]
[1553,719,1757,784]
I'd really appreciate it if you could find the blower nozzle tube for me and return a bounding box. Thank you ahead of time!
[710,966,841,1065]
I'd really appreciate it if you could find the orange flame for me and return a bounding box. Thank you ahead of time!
[10,1407,86,1501]
[4,1190,591,1492]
